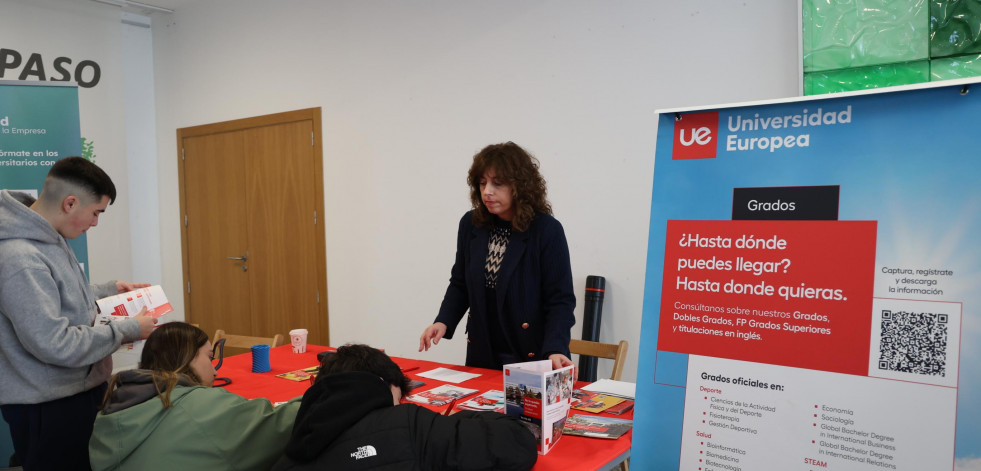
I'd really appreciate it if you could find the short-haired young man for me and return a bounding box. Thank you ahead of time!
[0,156,156,469]
[273,344,538,471]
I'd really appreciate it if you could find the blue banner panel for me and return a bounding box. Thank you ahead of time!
[634,81,981,470]
[0,82,87,276]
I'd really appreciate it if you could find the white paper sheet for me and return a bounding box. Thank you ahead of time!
[581,379,636,399]
[416,367,481,384]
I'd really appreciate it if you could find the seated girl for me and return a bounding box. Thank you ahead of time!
[89,322,300,470]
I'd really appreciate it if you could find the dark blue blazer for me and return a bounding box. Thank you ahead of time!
[435,211,576,369]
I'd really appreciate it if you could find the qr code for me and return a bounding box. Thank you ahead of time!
[878,310,948,376]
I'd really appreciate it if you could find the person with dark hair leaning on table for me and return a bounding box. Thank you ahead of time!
[0,156,156,470]
[419,141,577,371]
[272,344,538,471]
[90,322,301,470]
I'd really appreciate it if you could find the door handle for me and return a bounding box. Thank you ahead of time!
[226,252,249,262]
[227,252,249,272]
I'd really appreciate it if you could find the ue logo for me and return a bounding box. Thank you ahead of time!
[672,111,719,160]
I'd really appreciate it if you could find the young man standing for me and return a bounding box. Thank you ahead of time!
[0,156,156,469]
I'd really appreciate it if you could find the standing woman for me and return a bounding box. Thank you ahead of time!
[419,142,576,370]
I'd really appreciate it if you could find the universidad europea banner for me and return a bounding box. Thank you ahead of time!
[633,79,980,471]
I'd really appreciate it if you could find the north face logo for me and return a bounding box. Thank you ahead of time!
[673,111,719,160]
[351,445,377,460]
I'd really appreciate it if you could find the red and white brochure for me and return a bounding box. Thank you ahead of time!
[96,285,173,319]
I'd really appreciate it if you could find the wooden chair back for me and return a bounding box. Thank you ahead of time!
[569,339,629,381]
[213,330,284,350]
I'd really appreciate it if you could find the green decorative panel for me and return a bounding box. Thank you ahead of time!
[804,60,931,95]
[803,0,930,72]
[930,0,981,58]
[931,53,981,80]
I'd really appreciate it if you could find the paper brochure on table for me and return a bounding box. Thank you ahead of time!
[416,367,480,384]
[504,360,575,455]
[571,392,625,413]
[603,399,635,415]
[456,389,505,413]
[276,366,318,382]
[563,414,633,439]
[404,384,477,406]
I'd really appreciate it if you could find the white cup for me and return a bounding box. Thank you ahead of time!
[289,329,308,353]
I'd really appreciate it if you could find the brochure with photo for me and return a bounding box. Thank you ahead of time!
[404,384,477,407]
[504,360,575,455]
[571,393,626,413]
[456,389,505,413]
[276,366,319,382]
[563,414,633,439]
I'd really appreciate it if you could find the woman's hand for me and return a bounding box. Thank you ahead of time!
[549,353,574,370]
[419,322,447,352]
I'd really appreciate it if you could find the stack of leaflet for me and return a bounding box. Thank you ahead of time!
[580,379,635,400]
[571,392,629,414]
[579,379,636,415]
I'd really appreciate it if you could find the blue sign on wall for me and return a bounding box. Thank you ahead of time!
[0,81,88,276]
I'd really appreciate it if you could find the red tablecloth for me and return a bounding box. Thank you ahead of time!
[218,345,631,471]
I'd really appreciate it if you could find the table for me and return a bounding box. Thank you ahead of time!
[218,345,632,471]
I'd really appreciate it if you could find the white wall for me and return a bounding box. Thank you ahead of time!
[1,0,801,381]
[150,0,800,381]
[0,0,137,284]
[122,12,164,286]
[1,0,164,370]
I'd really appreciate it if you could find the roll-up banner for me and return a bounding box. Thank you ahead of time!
[634,79,981,470]
[0,81,88,277]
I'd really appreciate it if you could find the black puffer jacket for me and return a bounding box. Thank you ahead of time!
[272,372,537,471]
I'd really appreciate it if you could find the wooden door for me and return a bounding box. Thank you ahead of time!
[245,120,323,343]
[177,108,329,347]
[181,131,253,338]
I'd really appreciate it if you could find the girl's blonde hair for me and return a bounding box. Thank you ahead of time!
[102,322,210,410]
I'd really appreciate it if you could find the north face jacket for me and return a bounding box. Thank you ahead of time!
[272,371,537,471]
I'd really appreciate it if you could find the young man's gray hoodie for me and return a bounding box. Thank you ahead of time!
[0,189,141,405]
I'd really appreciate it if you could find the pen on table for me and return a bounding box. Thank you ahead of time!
[401,366,419,373]
[442,398,457,416]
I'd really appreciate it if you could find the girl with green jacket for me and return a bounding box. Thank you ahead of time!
[89,322,300,470]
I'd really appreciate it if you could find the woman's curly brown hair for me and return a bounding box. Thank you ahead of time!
[468,142,552,232]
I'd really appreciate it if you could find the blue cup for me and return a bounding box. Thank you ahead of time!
[251,344,271,373]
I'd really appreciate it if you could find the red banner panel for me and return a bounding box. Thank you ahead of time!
[657,220,877,376]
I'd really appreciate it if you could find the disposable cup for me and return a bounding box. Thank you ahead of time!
[289,329,308,353]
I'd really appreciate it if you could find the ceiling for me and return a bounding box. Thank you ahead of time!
[140,0,194,11]
[94,0,196,15]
